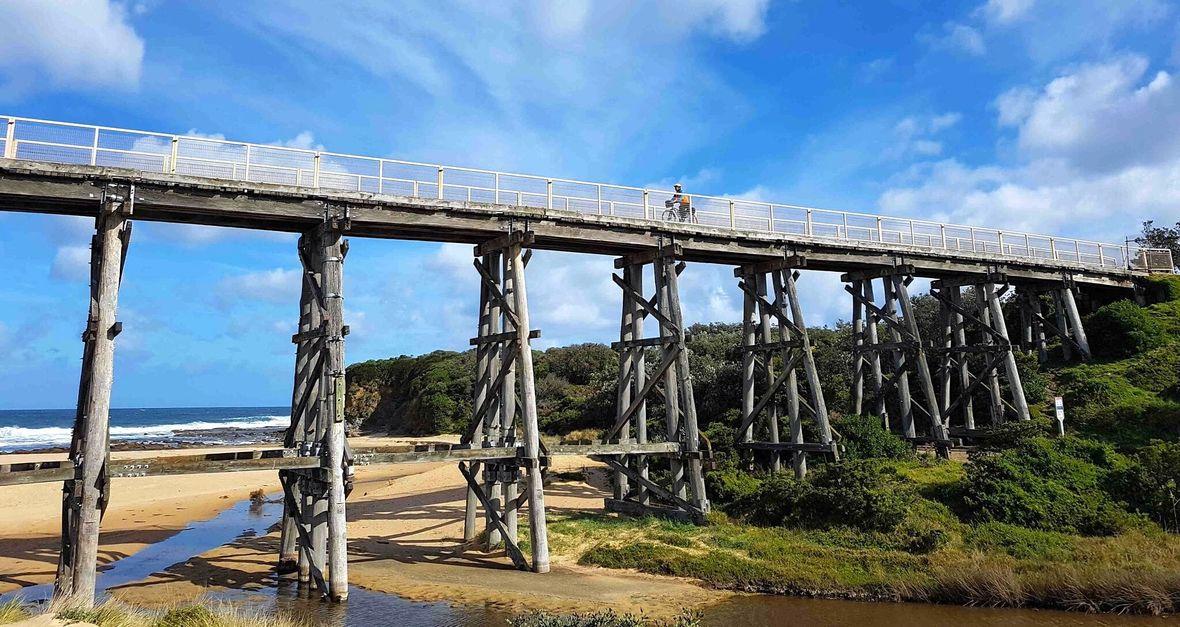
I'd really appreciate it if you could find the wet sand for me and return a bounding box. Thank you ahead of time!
[0,438,723,617]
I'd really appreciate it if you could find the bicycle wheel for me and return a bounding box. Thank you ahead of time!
[662,208,678,221]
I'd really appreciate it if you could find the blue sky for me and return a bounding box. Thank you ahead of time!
[0,0,1177,409]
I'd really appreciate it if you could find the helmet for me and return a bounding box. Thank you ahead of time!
[673,183,682,191]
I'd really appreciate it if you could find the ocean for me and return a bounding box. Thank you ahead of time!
[0,406,290,453]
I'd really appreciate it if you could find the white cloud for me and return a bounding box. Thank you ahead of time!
[50,245,91,282]
[216,268,301,305]
[217,1,769,176]
[975,0,1035,25]
[888,112,962,160]
[273,131,321,151]
[880,53,1180,245]
[883,157,1180,243]
[920,22,986,56]
[993,87,1037,126]
[1005,55,1180,174]
[979,0,1169,66]
[0,0,144,94]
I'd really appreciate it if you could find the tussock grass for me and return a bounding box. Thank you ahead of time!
[45,599,306,627]
[0,599,29,625]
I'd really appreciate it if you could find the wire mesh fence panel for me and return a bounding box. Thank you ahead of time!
[551,180,599,213]
[844,214,880,243]
[14,120,94,148]
[16,141,92,165]
[318,153,380,192]
[381,161,438,198]
[98,129,172,155]
[96,150,168,172]
[911,222,943,248]
[176,138,248,179]
[597,184,646,219]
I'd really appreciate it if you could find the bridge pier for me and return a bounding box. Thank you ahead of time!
[734,256,836,478]
[277,210,352,601]
[604,242,709,523]
[929,273,1030,435]
[844,265,950,456]
[459,230,550,573]
[54,186,133,608]
[1014,277,1091,362]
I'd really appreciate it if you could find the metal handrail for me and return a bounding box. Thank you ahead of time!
[0,114,1150,271]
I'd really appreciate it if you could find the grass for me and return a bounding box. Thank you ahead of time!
[0,599,29,625]
[547,460,1180,615]
[25,599,309,627]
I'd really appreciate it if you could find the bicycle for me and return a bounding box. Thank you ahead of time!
[663,200,698,224]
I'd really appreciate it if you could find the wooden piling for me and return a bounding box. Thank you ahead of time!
[507,239,550,573]
[985,283,1031,421]
[54,189,130,608]
[1060,286,1091,360]
[318,221,349,601]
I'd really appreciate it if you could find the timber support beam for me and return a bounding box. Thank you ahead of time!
[929,273,1031,434]
[461,228,550,573]
[1013,276,1092,362]
[845,264,951,457]
[734,255,837,478]
[54,185,133,608]
[607,239,710,523]
[278,205,352,601]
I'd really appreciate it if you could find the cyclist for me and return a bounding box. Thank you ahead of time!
[664,183,696,223]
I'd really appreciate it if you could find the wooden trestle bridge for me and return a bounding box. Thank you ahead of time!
[0,117,1170,608]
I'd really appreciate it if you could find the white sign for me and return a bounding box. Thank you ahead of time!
[1054,396,1065,422]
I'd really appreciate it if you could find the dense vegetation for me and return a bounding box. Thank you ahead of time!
[347,272,1180,613]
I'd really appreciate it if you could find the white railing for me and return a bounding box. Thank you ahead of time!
[0,114,1155,272]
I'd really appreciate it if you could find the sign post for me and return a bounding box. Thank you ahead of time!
[1053,396,1066,436]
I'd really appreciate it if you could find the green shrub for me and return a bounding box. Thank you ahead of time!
[1073,398,1180,448]
[834,414,912,460]
[1013,351,1048,404]
[746,461,914,533]
[1123,345,1180,394]
[960,437,1134,535]
[1142,274,1180,304]
[1115,440,1180,532]
[1085,300,1167,359]
[705,465,762,510]
[156,606,218,627]
[978,418,1054,450]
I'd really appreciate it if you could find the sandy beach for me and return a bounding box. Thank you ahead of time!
[0,437,723,617]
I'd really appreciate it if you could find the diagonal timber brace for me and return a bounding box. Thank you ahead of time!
[734,256,837,478]
[930,276,1031,432]
[461,229,550,572]
[607,241,710,522]
[846,267,950,457]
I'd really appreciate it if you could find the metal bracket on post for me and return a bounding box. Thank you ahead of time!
[323,203,352,232]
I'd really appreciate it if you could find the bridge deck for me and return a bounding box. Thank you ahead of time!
[0,161,1141,288]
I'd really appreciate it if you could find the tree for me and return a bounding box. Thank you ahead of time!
[1134,220,1180,271]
